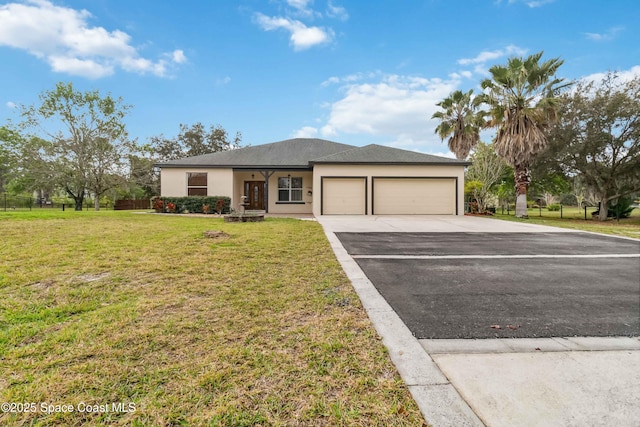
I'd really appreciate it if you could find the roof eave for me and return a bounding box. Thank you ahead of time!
[310,161,471,166]
[154,163,313,169]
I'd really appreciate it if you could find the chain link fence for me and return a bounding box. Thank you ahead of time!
[498,205,599,219]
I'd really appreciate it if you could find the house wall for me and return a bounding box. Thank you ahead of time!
[312,164,466,216]
[268,171,313,214]
[160,168,234,199]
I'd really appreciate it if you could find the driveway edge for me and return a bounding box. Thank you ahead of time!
[323,230,485,427]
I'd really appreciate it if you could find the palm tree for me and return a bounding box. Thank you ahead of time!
[480,51,567,217]
[432,89,484,160]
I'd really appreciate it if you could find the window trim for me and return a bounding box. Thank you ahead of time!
[277,176,303,202]
[187,172,208,196]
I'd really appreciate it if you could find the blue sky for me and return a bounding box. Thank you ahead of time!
[1,0,639,157]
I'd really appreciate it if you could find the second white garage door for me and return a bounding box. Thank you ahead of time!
[373,178,456,215]
[322,177,366,215]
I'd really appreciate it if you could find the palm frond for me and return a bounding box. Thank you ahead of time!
[431,89,482,159]
[481,50,567,166]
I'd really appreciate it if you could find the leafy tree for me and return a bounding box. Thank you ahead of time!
[0,126,22,193]
[4,133,53,198]
[480,51,568,217]
[150,122,242,162]
[19,82,132,210]
[496,167,516,209]
[528,173,571,206]
[465,142,508,213]
[125,148,159,199]
[569,175,599,208]
[543,72,640,220]
[432,89,484,160]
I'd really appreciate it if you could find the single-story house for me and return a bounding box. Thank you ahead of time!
[156,138,470,216]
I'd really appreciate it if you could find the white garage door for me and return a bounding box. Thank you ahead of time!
[322,177,366,215]
[373,178,456,215]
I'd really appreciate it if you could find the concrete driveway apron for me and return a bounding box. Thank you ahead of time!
[318,215,640,427]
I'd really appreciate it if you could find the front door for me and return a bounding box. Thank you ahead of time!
[244,181,265,210]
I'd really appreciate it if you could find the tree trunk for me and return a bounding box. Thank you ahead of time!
[598,199,609,221]
[66,187,85,211]
[94,197,100,211]
[514,165,531,218]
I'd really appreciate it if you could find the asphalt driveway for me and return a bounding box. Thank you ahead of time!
[336,232,640,338]
[319,215,640,427]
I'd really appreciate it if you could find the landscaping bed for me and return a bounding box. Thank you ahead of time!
[223,213,265,222]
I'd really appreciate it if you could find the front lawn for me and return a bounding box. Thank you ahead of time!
[0,211,424,426]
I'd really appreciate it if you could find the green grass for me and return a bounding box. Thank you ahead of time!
[496,205,640,220]
[493,207,640,239]
[0,211,425,426]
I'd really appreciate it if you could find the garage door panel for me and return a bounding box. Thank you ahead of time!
[373,178,455,215]
[322,178,366,215]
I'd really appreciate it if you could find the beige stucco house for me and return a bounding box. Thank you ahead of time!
[156,138,470,216]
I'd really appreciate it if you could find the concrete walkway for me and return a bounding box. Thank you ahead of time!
[318,215,640,427]
[317,214,578,233]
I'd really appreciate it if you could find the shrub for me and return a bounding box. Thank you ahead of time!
[547,204,561,211]
[216,198,226,214]
[608,197,635,219]
[158,196,231,214]
[152,198,164,212]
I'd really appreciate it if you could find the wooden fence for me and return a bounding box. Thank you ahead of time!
[114,199,151,210]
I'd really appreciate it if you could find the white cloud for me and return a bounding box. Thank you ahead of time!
[457,45,527,66]
[322,76,341,86]
[526,0,555,7]
[254,13,333,50]
[48,55,114,78]
[449,71,474,80]
[317,73,461,154]
[287,0,313,9]
[292,126,319,138]
[580,65,640,86]
[254,1,345,50]
[6,101,16,108]
[473,63,492,78]
[321,71,382,86]
[172,49,187,64]
[428,151,457,159]
[326,1,349,21]
[456,45,527,77]
[0,0,185,79]
[584,26,624,42]
[495,0,555,7]
[284,0,320,19]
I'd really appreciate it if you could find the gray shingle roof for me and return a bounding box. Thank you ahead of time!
[311,144,470,165]
[156,138,355,169]
[156,138,470,168]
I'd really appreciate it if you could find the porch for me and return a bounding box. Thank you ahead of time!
[232,170,313,215]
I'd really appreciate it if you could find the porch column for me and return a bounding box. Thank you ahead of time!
[259,170,275,213]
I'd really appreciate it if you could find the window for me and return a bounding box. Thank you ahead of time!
[278,176,303,202]
[187,172,207,196]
